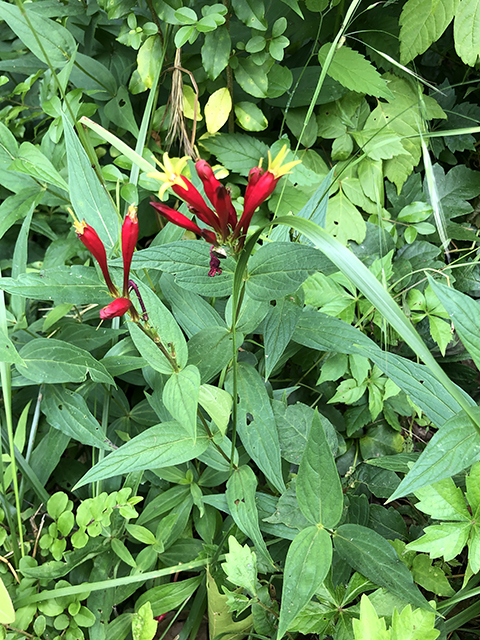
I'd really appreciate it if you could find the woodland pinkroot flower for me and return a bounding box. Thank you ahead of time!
[99,297,133,319]
[73,207,141,320]
[149,146,301,269]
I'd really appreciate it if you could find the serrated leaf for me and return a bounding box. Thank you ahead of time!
[199,133,268,176]
[296,411,343,527]
[353,595,390,640]
[411,554,454,597]
[222,536,257,595]
[326,191,367,245]
[400,0,456,64]
[391,604,439,640]
[277,526,332,639]
[406,522,472,561]
[205,87,232,133]
[318,43,393,99]
[414,477,471,521]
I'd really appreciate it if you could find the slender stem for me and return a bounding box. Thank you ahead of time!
[18,385,43,504]
[229,280,246,473]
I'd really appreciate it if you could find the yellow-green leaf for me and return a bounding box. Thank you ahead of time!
[205,87,232,133]
[183,85,203,120]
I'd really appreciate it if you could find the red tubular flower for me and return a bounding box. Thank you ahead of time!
[150,201,217,244]
[170,178,222,233]
[122,205,139,297]
[196,160,237,237]
[100,297,132,319]
[74,220,118,296]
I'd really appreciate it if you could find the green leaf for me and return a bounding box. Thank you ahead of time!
[0,331,22,365]
[234,57,269,99]
[0,190,42,241]
[232,0,267,30]
[318,43,393,99]
[390,604,440,640]
[352,129,406,161]
[388,408,480,501]
[466,461,480,513]
[0,1,76,68]
[111,538,136,568]
[42,386,115,450]
[207,569,253,640]
[132,602,156,640]
[352,595,390,640]
[222,536,257,595]
[414,477,471,521]
[137,36,163,89]
[63,118,119,251]
[411,554,454,597]
[16,338,114,385]
[9,142,68,191]
[246,243,331,301]
[0,576,15,624]
[74,422,209,489]
[70,53,117,101]
[326,191,367,245]
[263,297,301,379]
[127,281,188,374]
[277,526,332,639]
[454,0,480,65]
[202,26,231,80]
[126,524,156,545]
[187,327,239,383]
[227,363,285,493]
[135,576,203,617]
[198,384,232,436]
[296,412,343,527]
[0,266,111,305]
[334,524,431,610]
[226,465,274,567]
[126,242,235,297]
[163,365,201,440]
[234,101,268,132]
[406,522,471,562]
[429,278,480,370]
[400,0,456,63]
[199,133,268,176]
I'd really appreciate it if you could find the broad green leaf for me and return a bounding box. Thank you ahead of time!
[199,133,268,176]
[128,281,187,374]
[0,577,15,624]
[222,536,257,596]
[0,266,111,305]
[226,363,285,493]
[135,576,203,617]
[161,273,225,337]
[74,422,209,489]
[263,297,301,379]
[234,101,268,132]
[334,524,431,610]
[0,1,75,68]
[232,0,267,30]
[187,327,239,383]
[414,477,471,521]
[411,554,454,597]
[0,331,22,365]
[202,26,231,80]
[226,465,274,567]
[111,538,136,568]
[352,595,390,640]
[352,129,406,161]
[388,408,480,500]
[126,524,156,545]
[454,0,480,66]
[466,461,480,513]
[70,53,117,101]
[234,57,269,98]
[325,191,366,245]
[277,526,332,639]
[137,36,163,89]
[126,242,235,297]
[16,338,114,385]
[429,278,480,370]
[132,602,156,640]
[318,43,393,99]
[10,142,68,191]
[296,412,343,527]
[63,118,119,251]
[163,365,201,440]
[225,293,269,334]
[400,0,456,63]
[0,189,42,241]
[406,522,471,561]
[246,243,331,301]
[198,384,232,436]
[42,386,115,450]
[205,88,232,133]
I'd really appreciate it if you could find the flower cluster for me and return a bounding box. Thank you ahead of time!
[74,206,140,320]
[149,145,300,275]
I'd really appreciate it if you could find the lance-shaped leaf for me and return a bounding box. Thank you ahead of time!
[296,411,343,527]
[163,365,201,441]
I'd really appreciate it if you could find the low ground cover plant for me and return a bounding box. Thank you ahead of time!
[2,0,480,639]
